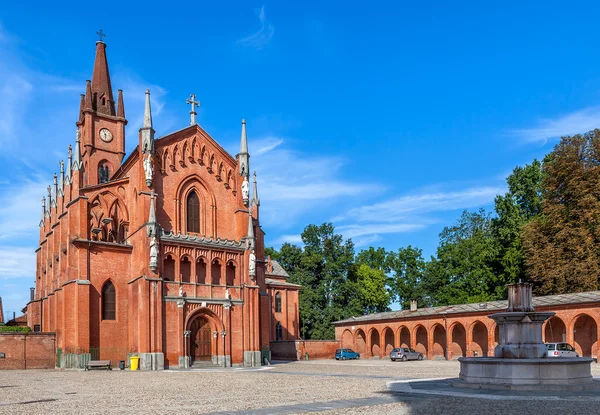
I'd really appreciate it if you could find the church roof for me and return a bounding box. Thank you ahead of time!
[265,278,301,288]
[333,290,600,325]
[266,260,290,278]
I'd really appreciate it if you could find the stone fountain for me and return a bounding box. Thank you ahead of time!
[455,282,597,391]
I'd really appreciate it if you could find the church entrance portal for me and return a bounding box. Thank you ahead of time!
[191,317,212,362]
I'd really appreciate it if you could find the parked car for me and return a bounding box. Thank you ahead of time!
[545,342,579,358]
[335,348,360,360]
[390,347,423,361]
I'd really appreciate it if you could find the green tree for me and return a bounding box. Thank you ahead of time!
[387,246,426,309]
[355,264,390,314]
[422,209,501,305]
[492,160,543,285]
[523,130,600,295]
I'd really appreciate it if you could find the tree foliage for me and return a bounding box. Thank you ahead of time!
[523,130,600,294]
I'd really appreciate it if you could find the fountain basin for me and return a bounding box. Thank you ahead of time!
[457,357,597,391]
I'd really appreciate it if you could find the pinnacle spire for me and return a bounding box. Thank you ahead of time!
[117,89,125,118]
[78,94,85,123]
[251,171,260,207]
[239,119,249,177]
[91,40,115,115]
[84,80,93,110]
[47,185,52,209]
[41,197,46,224]
[246,208,255,250]
[58,161,65,197]
[141,90,155,155]
[73,130,83,171]
[143,89,152,129]
[65,145,73,185]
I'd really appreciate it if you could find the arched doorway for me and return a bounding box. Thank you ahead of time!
[471,321,488,357]
[342,330,353,348]
[450,323,466,359]
[355,329,366,354]
[383,328,395,354]
[432,324,446,359]
[544,316,566,343]
[398,326,410,347]
[415,325,428,355]
[190,317,212,362]
[573,314,598,358]
[370,329,381,357]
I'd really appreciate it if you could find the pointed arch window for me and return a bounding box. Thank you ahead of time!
[98,164,110,184]
[187,191,200,233]
[102,281,116,320]
[275,292,282,313]
[276,322,283,341]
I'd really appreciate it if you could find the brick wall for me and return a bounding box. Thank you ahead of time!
[0,333,56,369]
[271,340,340,360]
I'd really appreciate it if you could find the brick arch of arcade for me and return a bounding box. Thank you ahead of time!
[336,303,600,360]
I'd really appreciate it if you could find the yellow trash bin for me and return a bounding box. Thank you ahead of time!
[130,356,140,371]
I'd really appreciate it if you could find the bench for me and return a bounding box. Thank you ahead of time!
[85,360,112,371]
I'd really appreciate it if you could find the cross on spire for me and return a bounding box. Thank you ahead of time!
[96,29,106,42]
[186,94,200,125]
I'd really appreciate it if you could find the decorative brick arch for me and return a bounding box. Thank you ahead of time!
[355,329,367,355]
[176,174,217,236]
[570,313,598,358]
[470,320,488,357]
[397,325,410,347]
[369,327,381,357]
[382,327,395,355]
[413,325,428,355]
[341,329,353,348]
[544,315,566,343]
[449,322,466,359]
[431,323,446,359]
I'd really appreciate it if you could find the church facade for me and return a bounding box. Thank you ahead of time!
[27,40,300,369]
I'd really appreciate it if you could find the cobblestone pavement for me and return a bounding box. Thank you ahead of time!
[1,359,600,414]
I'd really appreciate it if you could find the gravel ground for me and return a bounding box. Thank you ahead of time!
[1,359,600,414]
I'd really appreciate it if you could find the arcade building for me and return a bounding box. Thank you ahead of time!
[27,40,300,369]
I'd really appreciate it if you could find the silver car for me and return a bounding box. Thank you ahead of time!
[545,342,578,358]
[390,347,423,361]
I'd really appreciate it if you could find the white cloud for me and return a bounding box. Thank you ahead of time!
[0,246,36,279]
[338,186,504,223]
[273,234,304,245]
[250,136,380,227]
[0,174,47,243]
[510,107,600,144]
[237,5,275,50]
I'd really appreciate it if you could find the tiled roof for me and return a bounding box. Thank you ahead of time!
[266,260,290,278]
[334,290,600,325]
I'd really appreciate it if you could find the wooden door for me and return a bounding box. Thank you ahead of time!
[192,318,212,361]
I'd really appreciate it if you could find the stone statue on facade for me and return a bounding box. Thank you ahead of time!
[249,249,256,277]
[179,285,184,297]
[149,235,159,272]
[241,176,249,205]
[143,154,153,187]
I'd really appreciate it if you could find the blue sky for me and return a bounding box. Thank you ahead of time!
[2,1,600,318]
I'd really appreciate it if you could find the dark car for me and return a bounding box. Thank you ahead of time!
[390,347,423,361]
[335,348,360,360]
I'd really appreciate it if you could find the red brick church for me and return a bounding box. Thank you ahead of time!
[27,40,300,369]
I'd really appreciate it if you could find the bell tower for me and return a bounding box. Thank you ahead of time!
[76,36,127,186]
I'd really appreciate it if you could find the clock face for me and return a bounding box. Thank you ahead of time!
[99,128,113,142]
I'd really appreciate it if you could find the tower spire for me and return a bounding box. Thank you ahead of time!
[91,39,115,115]
[77,94,85,124]
[84,80,93,110]
[238,119,250,178]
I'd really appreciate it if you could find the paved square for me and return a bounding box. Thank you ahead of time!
[2,360,600,414]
